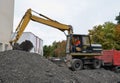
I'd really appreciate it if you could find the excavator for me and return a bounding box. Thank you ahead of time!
[10,8,102,71]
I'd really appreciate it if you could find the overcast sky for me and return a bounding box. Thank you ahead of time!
[14,0,120,45]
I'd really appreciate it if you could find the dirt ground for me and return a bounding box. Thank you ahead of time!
[0,50,120,83]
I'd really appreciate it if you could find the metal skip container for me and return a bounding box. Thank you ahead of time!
[17,32,43,56]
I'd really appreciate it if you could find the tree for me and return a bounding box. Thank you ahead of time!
[89,22,116,49]
[89,25,104,44]
[115,12,120,24]
[54,41,66,57]
[43,45,51,57]
[43,40,66,58]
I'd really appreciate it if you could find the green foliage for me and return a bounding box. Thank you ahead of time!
[43,40,66,57]
[43,45,52,57]
[89,22,120,50]
[115,12,120,24]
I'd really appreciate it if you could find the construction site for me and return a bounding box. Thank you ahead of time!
[0,0,120,83]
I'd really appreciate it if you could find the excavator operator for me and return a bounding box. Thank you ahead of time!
[72,37,81,52]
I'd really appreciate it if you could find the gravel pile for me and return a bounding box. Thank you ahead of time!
[0,50,120,83]
[74,69,120,83]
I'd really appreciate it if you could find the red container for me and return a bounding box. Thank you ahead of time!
[96,50,120,66]
[114,50,120,66]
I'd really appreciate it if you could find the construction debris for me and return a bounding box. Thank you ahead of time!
[12,40,33,51]
[0,50,120,83]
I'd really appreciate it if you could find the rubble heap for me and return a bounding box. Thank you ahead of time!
[0,50,119,83]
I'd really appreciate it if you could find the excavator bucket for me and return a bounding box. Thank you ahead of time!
[12,40,33,52]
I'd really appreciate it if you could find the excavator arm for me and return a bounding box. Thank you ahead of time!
[10,8,73,51]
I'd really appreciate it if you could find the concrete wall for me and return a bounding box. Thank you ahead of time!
[0,0,14,51]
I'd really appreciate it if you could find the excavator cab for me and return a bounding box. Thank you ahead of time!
[66,34,102,54]
[70,34,92,53]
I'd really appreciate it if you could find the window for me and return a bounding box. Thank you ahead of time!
[82,36,90,46]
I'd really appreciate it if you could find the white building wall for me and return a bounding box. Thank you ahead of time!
[0,0,14,51]
[17,32,43,56]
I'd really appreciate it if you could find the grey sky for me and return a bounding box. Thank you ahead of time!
[14,0,120,45]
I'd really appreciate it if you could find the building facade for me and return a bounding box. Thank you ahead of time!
[0,0,14,51]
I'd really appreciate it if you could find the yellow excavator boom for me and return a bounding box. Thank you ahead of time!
[10,8,73,45]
